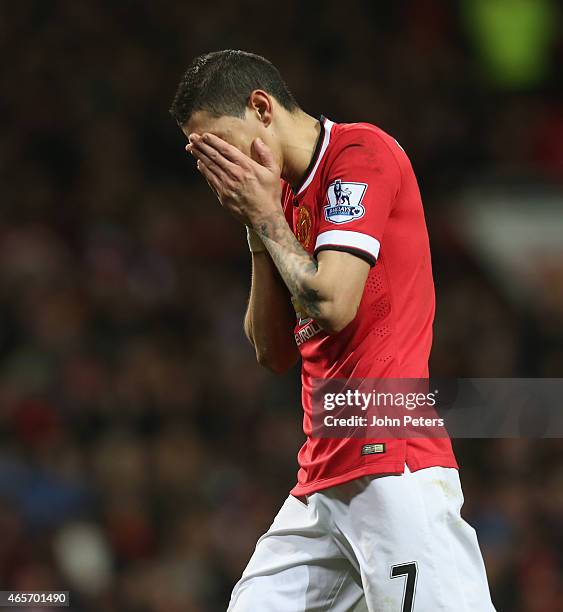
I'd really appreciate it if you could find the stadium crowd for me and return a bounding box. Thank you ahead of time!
[0,1,561,610]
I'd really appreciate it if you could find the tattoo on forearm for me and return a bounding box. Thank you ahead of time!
[257,212,323,319]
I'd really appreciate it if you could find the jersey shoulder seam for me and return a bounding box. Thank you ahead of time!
[327,123,404,195]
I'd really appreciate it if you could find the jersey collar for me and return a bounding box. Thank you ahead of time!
[292,115,334,197]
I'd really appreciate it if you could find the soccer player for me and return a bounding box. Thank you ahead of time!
[170,50,496,612]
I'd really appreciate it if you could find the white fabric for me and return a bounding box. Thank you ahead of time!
[315,230,381,260]
[246,226,266,253]
[228,465,496,612]
[297,119,333,195]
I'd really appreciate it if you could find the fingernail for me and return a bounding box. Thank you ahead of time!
[202,134,210,141]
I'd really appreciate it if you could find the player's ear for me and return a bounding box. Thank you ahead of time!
[248,90,272,127]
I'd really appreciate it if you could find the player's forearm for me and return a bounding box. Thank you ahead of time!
[245,251,299,373]
[254,211,345,333]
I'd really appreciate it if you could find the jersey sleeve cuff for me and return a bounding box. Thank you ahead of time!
[314,230,380,266]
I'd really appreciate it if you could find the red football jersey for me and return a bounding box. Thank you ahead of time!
[283,116,458,497]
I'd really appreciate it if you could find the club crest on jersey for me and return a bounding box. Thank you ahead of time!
[296,205,312,248]
[324,180,367,224]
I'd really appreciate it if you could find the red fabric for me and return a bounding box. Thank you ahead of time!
[282,117,457,496]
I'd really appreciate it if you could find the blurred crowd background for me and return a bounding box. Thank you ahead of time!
[0,1,562,610]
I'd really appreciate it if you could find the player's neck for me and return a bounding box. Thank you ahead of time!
[279,110,321,191]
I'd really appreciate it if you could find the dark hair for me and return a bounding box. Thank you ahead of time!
[169,50,299,125]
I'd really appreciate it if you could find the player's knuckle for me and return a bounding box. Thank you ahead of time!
[240,170,253,184]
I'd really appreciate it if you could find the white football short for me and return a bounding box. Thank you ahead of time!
[227,464,496,611]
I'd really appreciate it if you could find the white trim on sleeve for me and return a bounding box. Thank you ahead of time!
[314,230,380,260]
